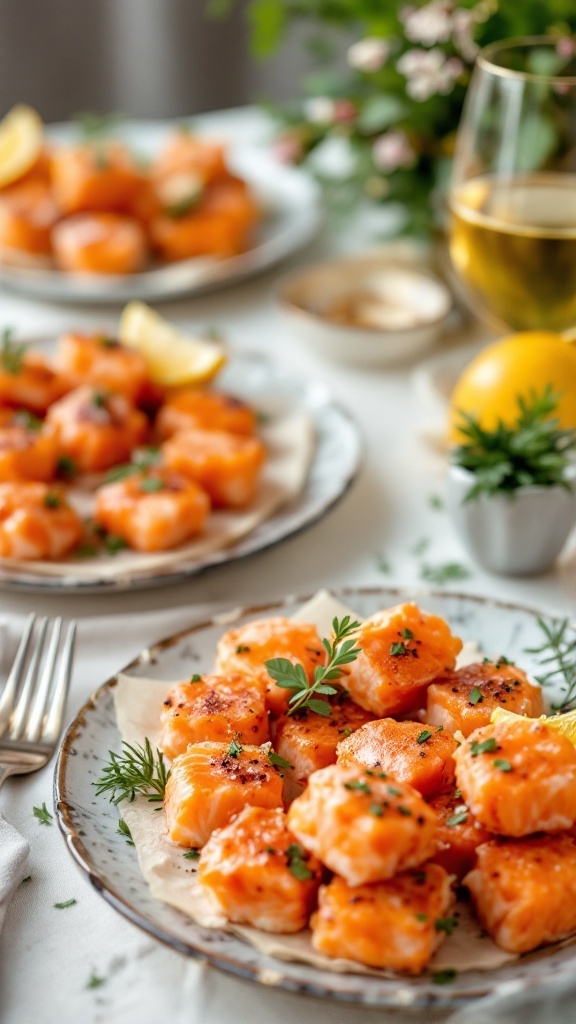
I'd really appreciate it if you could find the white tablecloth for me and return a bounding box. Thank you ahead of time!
[1,108,575,1024]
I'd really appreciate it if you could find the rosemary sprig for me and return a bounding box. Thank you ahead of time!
[525,617,576,711]
[452,386,576,502]
[93,738,170,804]
[265,616,361,717]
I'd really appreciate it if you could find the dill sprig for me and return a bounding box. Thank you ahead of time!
[452,386,576,502]
[265,616,361,717]
[93,738,170,804]
[525,617,576,711]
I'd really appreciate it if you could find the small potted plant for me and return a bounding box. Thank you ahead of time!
[448,387,576,575]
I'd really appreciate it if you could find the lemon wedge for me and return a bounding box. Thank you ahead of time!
[491,705,576,745]
[0,105,44,189]
[118,301,226,387]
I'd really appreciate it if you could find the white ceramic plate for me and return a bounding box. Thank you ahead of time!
[0,117,322,303]
[55,587,576,1009]
[0,347,361,593]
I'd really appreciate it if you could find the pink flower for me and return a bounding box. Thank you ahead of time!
[274,135,303,164]
[372,130,416,172]
[347,37,390,73]
[333,99,357,123]
[557,37,576,59]
[397,48,463,100]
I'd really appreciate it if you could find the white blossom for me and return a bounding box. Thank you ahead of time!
[372,130,416,172]
[347,36,390,73]
[303,97,338,125]
[401,1,454,46]
[397,48,463,101]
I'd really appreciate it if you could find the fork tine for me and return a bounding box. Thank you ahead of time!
[0,613,36,735]
[25,618,62,742]
[10,617,48,739]
[42,621,76,744]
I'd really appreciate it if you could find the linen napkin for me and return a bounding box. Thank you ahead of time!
[0,814,29,931]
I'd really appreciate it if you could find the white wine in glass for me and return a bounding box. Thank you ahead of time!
[448,38,576,333]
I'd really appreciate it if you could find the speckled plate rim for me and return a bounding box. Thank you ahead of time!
[54,586,576,1009]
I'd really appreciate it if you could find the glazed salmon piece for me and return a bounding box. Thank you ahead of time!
[162,428,265,509]
[0,346,69,415]
[152,133,228,185]
[159,674,269,759]
[94,469,210,552]
[155,389,256,441]
[50,142,144,214]
[215,617,325,718]
[344,604,463,717]
[55,332,150,404]
[426,661,544,738]
[0,482,82,560]
[150,209,248,261]
[46,385,148,473]
[337,719,457,799]
[0,181,59,255]
[198,806,322,933]
[272,690,374,789]
[464,835,576,953]
[287,763,437,885]
[454,717,576,836]
[428,790,492,880]
[0,411,58,482]
[52,214,148,275]
[311,864,455,974]
[164,741,284,847]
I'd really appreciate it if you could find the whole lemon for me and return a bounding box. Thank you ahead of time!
[449,331,576,444]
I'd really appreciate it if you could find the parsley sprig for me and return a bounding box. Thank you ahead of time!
[526,617,576,711]
[265,616,361,717]
[94,738,170,804]
[452,387,576,502]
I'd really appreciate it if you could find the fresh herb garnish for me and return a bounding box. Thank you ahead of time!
[344,779,371,793]
[415,912,428,922]
[15,410,42,431]
[56,455,76,477]
[116,818,134,845]
[432,969,457,985]
[93,738,170,804]
[76,544,98,558]
[235,645,251,654]
[165,193,202,218]
[468,686,483,705]
[496,655,514,667]
[33,802,53,826]
[453,386,576,501]
[286,843,313,881]
[104,534,128,555]
[435,915,458,935]
[86,972,106,989]
[92,391,107,409]
[446,810,468,827]
[401,628,414,640]
[470,737,497,757]
[417,729,432,744]
[54,898,77,909]
[190,674,202,683]
[390,641,409,656]
[184,849,200,860]
[75,111,123,137]
[104,463,140,483]
[0,328,25,375]
[267,751,293,770]
[526,617,576,710]
[369,803,384,817]
[411,537,430,556]
[139,477,165,493]
[493,758,512,772]
[397,805,412,816]
[420,562,471,586]
[387,785,402,797]
[428,493,444,511]
[265,616,361,718]
[227,737,243,758]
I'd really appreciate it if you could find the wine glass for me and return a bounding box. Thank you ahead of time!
[448,36,576,334]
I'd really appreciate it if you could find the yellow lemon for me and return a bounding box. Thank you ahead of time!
[449,331,576,444]
[0,105,44,189]
[118,301,226,387]
[491,706,576,746]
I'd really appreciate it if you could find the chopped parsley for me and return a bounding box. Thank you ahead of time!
[390,641,409,656]
[432,969,457,985]
[468,686,483,705]
[397,805,412,816]
[54,898,77,909]
[56,455,76,477]
[401,628,414,640]
[417,729,432,744]
[387,785,402,797]
[43,493,60,509]
[15,410,42,431]
[183,849,200,860]
[86,972,106,990]
[446,810,468,827]
[227,737,243,758]
[420,561,471,586]
[344,779,371,794]
[369,804,384,817]
[493,758,512,772]
[33,802,53,826]
[267,751,293,770]
[139,477,165,493]
[470,737,497,756]
[435,915,458,936]
[92,391,107,409]
[286,843,313,881]
[415,912,428,922]
[104,534,128,555]
[235,645,251,654]
[190,674,202,683]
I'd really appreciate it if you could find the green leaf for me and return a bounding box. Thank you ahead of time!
[446,810,468,827]
[33,802,53,826]
[54,898,77,909]
[357,95,407,135]
[468,686,483,705]
[417,729,432,744]
[435,915,458,936]
[183,848,200,860]
[286,843,314,881]
[493,758,513,772]
[470,737,497,756]
[248,0,287,57]
[307,698,332,715]
[116,818,134,845]
[268,750,293,770]
[227,737,243,758]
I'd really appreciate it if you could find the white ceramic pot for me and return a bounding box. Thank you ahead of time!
[447,465,576,576]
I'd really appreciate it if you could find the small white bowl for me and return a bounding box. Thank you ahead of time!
[277,255,453,367]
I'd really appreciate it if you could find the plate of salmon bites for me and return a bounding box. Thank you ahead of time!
[0,307,360,592]
[56,588,576,1009]
[0,106,321,302]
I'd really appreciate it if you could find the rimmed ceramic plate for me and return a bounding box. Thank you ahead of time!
[0,117,321,303]
[0,348,361,593]
[55,587,576,1010]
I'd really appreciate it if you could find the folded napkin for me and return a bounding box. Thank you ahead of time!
[0,813,29,931]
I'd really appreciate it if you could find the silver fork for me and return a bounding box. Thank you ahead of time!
[0,615,77,790]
